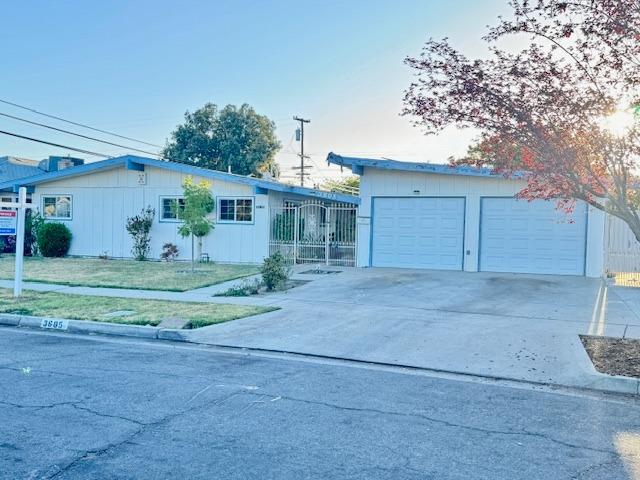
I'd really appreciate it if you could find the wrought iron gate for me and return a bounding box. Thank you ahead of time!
[269,201,357,266]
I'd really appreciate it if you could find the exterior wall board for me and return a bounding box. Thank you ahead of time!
[32,166,270,263]
[358,168,604,277]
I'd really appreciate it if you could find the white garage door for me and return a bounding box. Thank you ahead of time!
[371,197,465,270]
[479,198,587,275]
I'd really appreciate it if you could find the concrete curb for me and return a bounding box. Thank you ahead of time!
[572,334,640,395]
[1,312,638,397]
[0,313,183,341]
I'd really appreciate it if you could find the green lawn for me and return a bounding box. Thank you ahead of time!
[0,289,275,329]
[0,256,260,291]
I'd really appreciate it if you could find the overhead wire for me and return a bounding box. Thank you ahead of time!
[0,130,111,158]
[0,111,162,158]
[0,98,163,148]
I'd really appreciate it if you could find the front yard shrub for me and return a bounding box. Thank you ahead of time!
[126,206,155,261]
[1,210,44,256]
[261,252,289,291]
[218,278,262,296]
[37,223,72,257]
[27,210,45,256]
[160,242,179,261]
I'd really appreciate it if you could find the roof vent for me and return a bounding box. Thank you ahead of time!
[38,156,85,172]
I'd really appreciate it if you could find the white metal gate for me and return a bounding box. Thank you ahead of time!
[604,213,640,286]
[269,202,357,266]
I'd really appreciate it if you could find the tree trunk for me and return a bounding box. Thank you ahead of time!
[196,236,203,262]
[191,234,195,273]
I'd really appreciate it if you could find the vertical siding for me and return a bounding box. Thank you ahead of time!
[31,165,270,263]
[358,168,604,277]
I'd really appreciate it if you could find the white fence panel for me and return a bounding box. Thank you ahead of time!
[605,214,640,286]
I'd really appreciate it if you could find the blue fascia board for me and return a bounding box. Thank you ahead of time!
[326,152,525,180]
[125,159,145,171]
[0,155,360,205]
[12,185,35,193]
[125,156,359,204]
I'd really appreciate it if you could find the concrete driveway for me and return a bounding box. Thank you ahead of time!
[187,268,640,391]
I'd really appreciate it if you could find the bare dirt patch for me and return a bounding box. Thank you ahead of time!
[580,335,640,379]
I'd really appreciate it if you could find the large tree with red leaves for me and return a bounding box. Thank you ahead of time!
[403,0,640,239]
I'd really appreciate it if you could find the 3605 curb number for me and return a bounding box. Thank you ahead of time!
[40,319,69,330]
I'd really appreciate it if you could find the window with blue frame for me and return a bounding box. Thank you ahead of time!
[218,197,253,223]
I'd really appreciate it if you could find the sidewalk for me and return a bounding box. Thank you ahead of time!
[0,276,279,307]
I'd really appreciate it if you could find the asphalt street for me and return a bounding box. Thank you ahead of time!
[1,327,639,480]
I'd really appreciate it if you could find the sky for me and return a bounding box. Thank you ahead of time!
[1,0,510,184]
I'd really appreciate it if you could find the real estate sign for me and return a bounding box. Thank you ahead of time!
[0,211,17,235]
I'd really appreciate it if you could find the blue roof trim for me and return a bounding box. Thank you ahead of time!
[326,152,522,179]
[0,155,360,205]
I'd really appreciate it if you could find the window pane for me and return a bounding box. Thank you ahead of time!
[43,196,71,218]
[161,197,184,220]
[235,199,253,222]
[219,199,235,221]
[43,197,57,218]
[56,197,71,218]
[1,197,12,211]
[162,198,176,219]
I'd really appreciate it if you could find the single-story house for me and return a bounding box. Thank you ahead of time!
[327,153,605,277]
[0,155,359,263]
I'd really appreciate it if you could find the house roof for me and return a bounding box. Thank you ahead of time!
[326,152,517,179]
[0,155,360,205]
[0,156,43,184]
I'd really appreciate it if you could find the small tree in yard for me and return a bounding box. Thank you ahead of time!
[126,206,155,261]
[177,176,214,271]
[403,0,640,240]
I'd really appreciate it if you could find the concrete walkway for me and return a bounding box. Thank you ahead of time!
[0,275,278,306]
[3,267,640,393]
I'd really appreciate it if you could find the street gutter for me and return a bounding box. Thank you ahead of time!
[1,312,638,397]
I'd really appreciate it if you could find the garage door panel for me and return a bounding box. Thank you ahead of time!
[480,198,586,275]
[372,197,464,270]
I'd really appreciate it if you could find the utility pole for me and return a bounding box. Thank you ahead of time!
[292,116,311,186]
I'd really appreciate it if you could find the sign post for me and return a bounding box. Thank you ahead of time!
[14,187,27,297]
[0,187,27,297]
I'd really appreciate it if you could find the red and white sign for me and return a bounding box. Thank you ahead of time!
[0,210,17,235]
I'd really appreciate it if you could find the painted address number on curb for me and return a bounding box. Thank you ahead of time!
[40,319,69,330]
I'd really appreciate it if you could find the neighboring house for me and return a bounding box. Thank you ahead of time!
[327,153,605,277]
[0,155,358,263]
[0,156,41,183]
[0,155,85,204]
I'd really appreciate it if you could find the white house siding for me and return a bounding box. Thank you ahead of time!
[31,165,270,263]
[357,168,605,277]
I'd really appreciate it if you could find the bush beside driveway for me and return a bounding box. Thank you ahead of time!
[0,256,260,291]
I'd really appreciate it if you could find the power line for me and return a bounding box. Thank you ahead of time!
[0,129,111,158]
[0,111,161,158]
[0,98,163,149]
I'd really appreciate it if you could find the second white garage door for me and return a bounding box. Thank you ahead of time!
[371,197,465,270]
[479,198,587,275]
